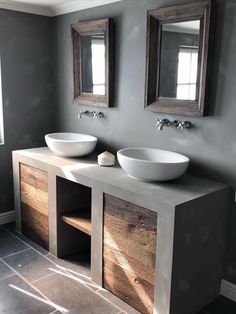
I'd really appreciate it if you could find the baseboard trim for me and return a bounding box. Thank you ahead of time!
[220,279,236,302]
[0,210,15,225]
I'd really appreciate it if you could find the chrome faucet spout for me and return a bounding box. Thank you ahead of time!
[156,118,193,131]
[156,118,170,131]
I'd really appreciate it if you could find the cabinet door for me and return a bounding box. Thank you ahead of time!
[20,164,49,250]
[103,194,157,314]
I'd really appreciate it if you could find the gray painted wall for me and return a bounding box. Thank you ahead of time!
[53,0,236,284]
[0,9,55,215]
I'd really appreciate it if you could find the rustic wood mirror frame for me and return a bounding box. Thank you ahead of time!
[72,18,115,108]
[145,0,215,116]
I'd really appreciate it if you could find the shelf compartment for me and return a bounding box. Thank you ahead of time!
[62,207,91,236]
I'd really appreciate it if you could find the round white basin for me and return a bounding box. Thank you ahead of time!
[45,133,97,157]
[117,148,190,182]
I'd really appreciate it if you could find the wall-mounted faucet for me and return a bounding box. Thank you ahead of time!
[156,118,193,131]
[78,110,104,119]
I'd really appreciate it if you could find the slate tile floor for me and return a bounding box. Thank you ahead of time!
[0,225,121,314]
[0,223,235,314]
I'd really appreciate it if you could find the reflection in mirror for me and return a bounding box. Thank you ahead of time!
[145,1,214,116]
[159,20,200,100]
[72,18,114,108]
[81,34,106,95]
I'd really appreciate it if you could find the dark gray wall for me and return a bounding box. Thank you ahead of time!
[0,9,55,214]
[53,0,236,284]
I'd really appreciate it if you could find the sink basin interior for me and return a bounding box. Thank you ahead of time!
[120,148,189,163]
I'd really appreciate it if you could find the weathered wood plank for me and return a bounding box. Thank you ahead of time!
[104,194,157,232]
[21,203,49,250]
[103,194,157,314]
[104,228,156,269]
[20,163,48,192]
[104,213,156,254]
[20,164,49,250]
[104,244,155,285]
[20,181,48,215]
[104,258,154,314]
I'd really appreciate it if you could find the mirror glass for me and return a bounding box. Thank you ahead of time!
[81,33,106,95]
[159,20,200,100]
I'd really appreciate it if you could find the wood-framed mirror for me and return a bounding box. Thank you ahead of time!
[72,18,115,108]
[145,0,215,116]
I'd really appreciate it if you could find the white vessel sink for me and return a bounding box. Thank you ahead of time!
[45,133,97,157]
[117,148,190,182]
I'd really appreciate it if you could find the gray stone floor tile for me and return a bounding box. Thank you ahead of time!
[3,248,55,283]
[4,224,49,256]
[0,274,54,313]
[0,227,29,258]
[97,289,141,314]
[46,249,91,277]
[45,250,100,291]
[34,273,121,314]
[0,260,14,280]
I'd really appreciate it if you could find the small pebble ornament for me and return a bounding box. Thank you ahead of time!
[97,151,115,166]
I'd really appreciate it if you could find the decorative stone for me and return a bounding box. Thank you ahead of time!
[98,151,115,167]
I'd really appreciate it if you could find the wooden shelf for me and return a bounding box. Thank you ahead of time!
[62,208,91,236]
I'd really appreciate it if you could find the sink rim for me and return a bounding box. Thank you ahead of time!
[45,132,97,143]
[117,147,190,164]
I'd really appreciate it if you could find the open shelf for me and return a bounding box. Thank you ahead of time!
[57,177,91,259]
[61,207,91,236]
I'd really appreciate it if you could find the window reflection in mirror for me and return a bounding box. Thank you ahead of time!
[159,20,200,101]
[72,18,114,107]
[81,33,106,95]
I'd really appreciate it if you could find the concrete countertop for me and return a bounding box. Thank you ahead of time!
[13,147,227,208]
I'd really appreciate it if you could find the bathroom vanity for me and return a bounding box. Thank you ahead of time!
[12,147,233,314]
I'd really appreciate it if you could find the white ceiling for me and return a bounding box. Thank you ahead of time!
[0,0,122,16]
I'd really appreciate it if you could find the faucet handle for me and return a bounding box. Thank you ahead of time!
[179,121,192,130]
[92,111,104,118]
[97,112,104,118]
[173,120,181,128]
[184,121,192,129]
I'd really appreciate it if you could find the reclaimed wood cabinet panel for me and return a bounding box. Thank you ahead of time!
[20,164,48,192]
[103,194,157,314]
[20,164,49,250]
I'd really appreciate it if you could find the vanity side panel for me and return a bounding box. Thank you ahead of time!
[103,193,157,314]
[20,163,49,250]
[170,187,233,314]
